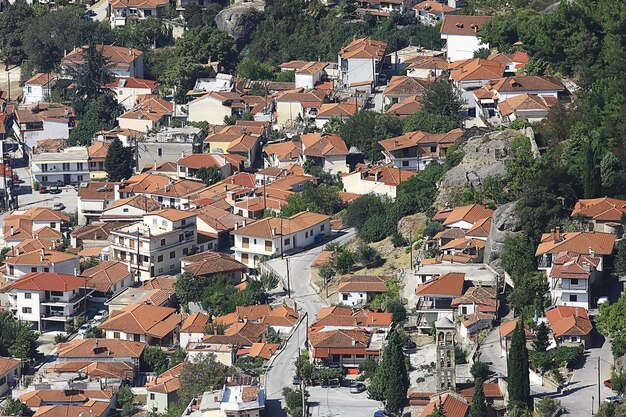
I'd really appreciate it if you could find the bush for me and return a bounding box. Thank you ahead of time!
[455,346,468,364]
[33,180,40,191]
[391,232,406,247]
[53,334,68,344]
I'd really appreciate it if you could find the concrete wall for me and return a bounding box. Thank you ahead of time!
[444,34,488,62]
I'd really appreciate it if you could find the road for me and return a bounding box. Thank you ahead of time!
[307,386,381,417]
[88,0,109,22]
[13,166,78,213]
[263,229,358,416]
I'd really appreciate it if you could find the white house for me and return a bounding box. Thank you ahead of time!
[338,38,387,91]
[76,181,116,225]
[231,211,331,270]
[187,74,234,97]
[0,358,21,397]
[342,164,416,199]
[413,1,457,26]
[22,73,57,105]
[295,62,328,89]
[109,0,168,26]
[405,55,448,79]
[441,204,494,230]
[547,253,600,310]
[300,133,349,174]
[440,15,493,62]
[99,303,182,345]
[104,77,160,110]
[61,45,145,79]
[4,249,80,282]
[12,104,75,153]
[187,92,249,125]
[31,146,90,186]
[314,103,356,130]
[337,275,389,306]
[7,272,93,331]
[274,89,327,128]
[179,312,209,349]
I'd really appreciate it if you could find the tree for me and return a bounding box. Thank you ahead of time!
[473,48,490,59]
[508,272,549,316]
[170,347,186,367]
[105,138,134,182]
[427,401,446,417]
[0,0,34,67]
[197,166,223,186]
[535,398,558,417]
[0,311,39,363]
[178,354,232,403]
[144,346,169,374]
[385,298,407,323]
[117,384,135,417]
[470,361,490,380]
[116,18,172,50]
[422,81,465,122]
[354,242,383,268]
[533,322,550,352]
[368,329,409,415]
[339,111,402,161]
[507,322,531,409]
[500,233,537,279]
[597,293,626,359]
[69,93,118,146]
[69,41,114,103]
[615,239,626,277]
[333,251,355,275]
[0,399,26,416]
[402,111,459,134]
[236,58,275,80]
[175,271,210,306]
[259,271,280,292]
[281,182,345,217]
[294,349,314,382]
[469,378,487,417]
[596,403,626,417]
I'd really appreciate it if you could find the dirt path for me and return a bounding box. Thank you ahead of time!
[0,64,22,100]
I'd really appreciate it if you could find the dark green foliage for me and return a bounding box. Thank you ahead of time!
[529,345,582,371]
[282,387,308,417]
[455,345,468,364]
[595,402,626,417]
[70,40,115,103]
[197,166,223,186]
[535,398,558,417]
[355,242,383,268]
[507,322,531,409]
[427,401,446,417]
[170,347,186,368]
[0,311,39,363]
[178,354,232,404]
[69,93,119,146]
[402,112,459,134]
[508,272,550,316]
[85,327,104,338]
[117,384,135,417]
[280,182,345,217]
[422,221,444,239]
[175,271,207,306]
[359,357,378,379]
[469,378,487,417]
[333,251,355,275]
[422,81,465,122]
[597,293,626,359]
[144,346,169,375]
[0,399,26,416]
[0,0,34,66]
[500,234,537,279]
[385,298,407,323]
[338,111,402,162]
[105,138,134,182]
[533,322,550,352]
[368,329,409,415]
[235,356,265,373]
[115,18,173,50]
[343,194,389,231]
[236,59,275,80]
[470,361,490,380]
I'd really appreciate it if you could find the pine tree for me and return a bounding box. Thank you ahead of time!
[582,140,601,199]
[533,322,550,352]
[69,40,114,103]
[105,138,134,182]
[368,328,409,415]
[469,378,487,417]
[507,322,531,409]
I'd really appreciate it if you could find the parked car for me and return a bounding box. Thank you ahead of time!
[292,375,301,385]
[374,411,392,417]
[39,186,49,194]
[53,203,65,211]
[350,382,366,393]
[93,310,108,321]
[320,378,340,388]
[78,323,92,335]
[49,188,62,194]
[605,395,622,403]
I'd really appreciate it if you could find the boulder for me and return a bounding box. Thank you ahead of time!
[484,201,521,272]
[215,2,263,43]
[397,213,428,241]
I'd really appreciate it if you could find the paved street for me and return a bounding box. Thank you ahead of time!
[88,0,109,22]
[307,385,382,417]
[13,166,78,213]
[263,229,358,416]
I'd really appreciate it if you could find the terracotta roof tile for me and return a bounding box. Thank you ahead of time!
[146,208,196,222]
[233,211,330,238]
[180,313,210,333]
[10,272,86,292]
[384,76,431,96]
[33,401,110,417]
[57,338,145,359]
[571,197,626,222]
[441,204,494,227]
[301,133,349,157]
[337,274,389,293]
[263,141,302,162]
[440,15,493,35]
[419,393,469,417]
[82,261,131,293]
[339,38,387,60]
[380,128,463,152]
[247,343,280,360]
[416,272,465,296]
[347,163,417,187]
[99,304,181,338]
[19,390,113,408]
[0,357,20,374]
[546,306,592,337]
[536,231,616,256]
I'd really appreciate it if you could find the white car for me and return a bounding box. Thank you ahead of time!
[78,323,92,335]
[93,310,108,321]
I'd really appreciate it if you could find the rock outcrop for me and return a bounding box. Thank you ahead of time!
[435,129,530,207]
[215,2,264,43]
[484,201,521,273]
[397,213,428,241]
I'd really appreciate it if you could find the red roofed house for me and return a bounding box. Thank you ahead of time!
[338,38,387,92]
[337,275,390,307]
[99,303,183,345]
[379,128,464,171]
[81,260,134,300]
[13,104,76,153]
[146,363,184,413]
[104,77,160,110]
[546,305,593,347]
[177,153,234,181]
[87,142,111,180]
[342,163,416,199]
[61,45,144,78]
[0,357,21,397]
[547,252,601,310]
[23,73,57,105]
[188,91,250,125]
[415,272,466,328]
[7,272,93,331]
[180,313,210,349]
[571,197,626,234]
[314,102,357,130]
[419,392,469,417]
[414,1,457,27]
[441,204,494,230]
[308,328,381,368]
[275,88,328,128]
[109,0,169,26]
[440,15,494,62]
[300,132,349,175]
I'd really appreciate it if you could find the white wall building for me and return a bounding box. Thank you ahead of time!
[22,73,57,105]
[440,15,493,62]
[338,38,387,91]
[31,147,90,186]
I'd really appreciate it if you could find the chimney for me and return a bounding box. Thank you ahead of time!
[234,223,238,230]
[41,248,45,257]
[15,248,19,256]
[351,339,356,346]
[128,262,132,273]
[575,307,579,317]
[74,268,78,276]
[223,185,228,192]
[10,226,14,236]
[555,226,561,241]
[153,161,157,172]
[243,220,247,227]
[550,227,556,240]
[272,228,277,236]
[582,261,590,272]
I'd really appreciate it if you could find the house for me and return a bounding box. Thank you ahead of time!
[99,303,183,345]
[338,38,387,92]
[488,51,529,75]
[180,313,209,349]
[122,177,205,210]
[546,305,593,347]
[279,61,330,89]
[452,286,497,338]
[104,77,160,110]
[440,15,494,62]
[31,146,90,186]
[18,390,114,412]
[419,392,469,417]
[191,205,249,250]
[231,211,331,270]
[31,402,110,417]
[386,95,424,117]
[117,95,173,133]
[405,55,448,79]
[536,228,616,272]
[449,58,506,91]
[23,73,57,105]
[12,104,75,153]
[186,74,234,98]
[497,94,559,124]
[202,322,269,350]
[187,92,249,125]
[6,272,93,331]
[0,358,20,397]
[314,103,357,130]
[274,89,328,128]
[180,251,247,284]
[499,320,536,354]
[441,204,494,230]
[61,45,144,78]
[185,343,238,366]
[136,126,206,171]
[414,1,457,27]
[76,182,116,225]
[300,133,349,174]
[177,154,234,181]
[440,237,486,262]
[88,142,110,180]
[105,286,176,312]
[379,128,464,171]
[311,306,393,331]
[82,260,134,301]
[342,163,416,199]
[547,252,601,309]
[71,223,123,250]
[415,272,466,327]
[146,363,184,414]
[183,379,265,417]
[473,76,565,122]
[308,328,381,368]
[108,209,197,281]
[100,194,161,223]
[203,130,262,168]
[263,141,302,168]
[4,250,80,282]
[383,76,430,107]
[337,275,389,306]
[2,208,68,246]
[571,197,626,235]
[245,343,280,360]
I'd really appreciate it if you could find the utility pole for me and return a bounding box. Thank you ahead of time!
[597,357,601,412]
[286,257,291,298]
[409,229,413,270]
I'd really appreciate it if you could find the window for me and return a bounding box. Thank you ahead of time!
[320,224,325,231]
[44,267,49,272]
[570,294,578,302]
[570,279,579,286]
[402,161,409,167]
[119,237,125,245]
[51,291,63,296]
[355,354,365,358]
[305,232,308,238]
[161,239,166,246]
[31,267,37,272]
[123,208,129,213]
[41,164,48,172]
[77,162,83,170]
[570,336,579,343]
[63,162,70,171]
[183,248,189,255]
[179,234,184,242]
[159,268,163,273]
[242,237,250,249]
[170,251,175,259]
[430,146,437,153]
[158,255,163,262]
[50,222,56,229]
[242,254,249,264]
[158,148,162,157]
[22,307,32,314]
[25,293,31,299]
[150,394,155,400]
[265,240,272,252]
[284,238,290,246]
[162,220,167,227]
[182,219,186,226]
[342,294,348,301]
[170,264,175,270]
[461,307,467,314]
[129,239,135,249]
[134,334,141,342]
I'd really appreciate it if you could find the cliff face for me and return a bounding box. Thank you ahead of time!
[435,129,533,208]
[484,201,521,273]
[215,1,264,44]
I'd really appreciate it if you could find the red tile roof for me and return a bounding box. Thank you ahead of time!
[535,231,616,256]
[301,133,349,157]
[10,272,86,292]
[339,38,387,60]
[546,306,592,337]
[99,304,182,338]
[81,261,131,293]
[419,393,469,417]
[416,272,465,297]
[337,275,389,293]
[441,204,494,227]
[57,338,145,359]
[440,15,493,35]
[571,197,626,222]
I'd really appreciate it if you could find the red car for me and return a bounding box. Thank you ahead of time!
[39,186,49,194]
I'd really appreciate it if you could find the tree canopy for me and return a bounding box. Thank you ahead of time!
[105,138,134,182]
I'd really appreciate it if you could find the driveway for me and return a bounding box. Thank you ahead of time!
[14,166,78,213]
[263,229,357,416]
[307,385,382,417]
[88,0,109,22]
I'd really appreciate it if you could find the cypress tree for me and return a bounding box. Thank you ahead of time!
[468,378,487,417]
[533,322,550,352]
[507,322,531,409]
[105,138,134,182]
[369,328,409,415]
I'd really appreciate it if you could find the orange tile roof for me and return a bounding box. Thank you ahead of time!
[348,163,417,187]
[549,253,599,279]
[440,15,493,35]
[419,393,469,417]
[458,383,503,400]
[451,286,497,313]
[232,211,330,238]
[99,304,182,338]
[379,128,463,151]
[81,261,131,293]
[19,390,113,408]
[261,305,299,327]
[442,204,494,227]
[301,133,349,157]
[450,59,505,82]
[146,362,184,394]
[182,252,246,276]
[0,357,20,374]
[25,72,56,86]
[337,275,389,293]
[57,338,145,359]
[141,277,176,290]
[87,142,110,159]
[76,181,116,201]
[146,208,196,222]
[440,237,486,250]
[104,195,160,213]
[414,1,457,13]
[104,77,160,90]
[248,343,280,360]
[47,361,135,379]
[263,141,302,162]
[177,153,223,170]
[62,45,143,70]
[406,55,449,71]
[5,249,78,266]
[535,231,616,256]
[416,272,465,296]
[484,76,564,93]
[227,133,260,153]
[546,306,592,337]
[497,93,558,116]
[384,76,431,96]
[386,95,424,116]
[317,103,357,118]
[180,313,210,333]
[308,329,371,350]
[10,272,86,292]
[571,197,626,222]
[465,217,492,237]
[339,38,387,60]
[33,401,110,417]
